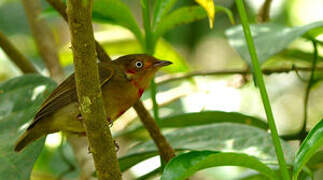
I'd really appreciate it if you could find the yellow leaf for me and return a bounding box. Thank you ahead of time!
[195,0,215,28]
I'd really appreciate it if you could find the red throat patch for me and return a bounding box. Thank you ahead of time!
[138,88,144,97]
[116,110,126,118]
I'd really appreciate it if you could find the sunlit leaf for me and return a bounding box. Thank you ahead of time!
[114,111,268,138]
[293,118,323,180]
[119,123,294,171]
[195,0,215,28]
[92,0,144,44]
[0,75,56,180]
[153,6,207,41]
[152,0,178,27]
[59,38,189,73]
[226,21,323,66]
[161,151,278,180]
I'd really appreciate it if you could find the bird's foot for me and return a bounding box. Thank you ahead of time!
[107,117,113,127]
[113,140,119,152]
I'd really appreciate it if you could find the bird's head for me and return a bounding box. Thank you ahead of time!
[114,54,172,89]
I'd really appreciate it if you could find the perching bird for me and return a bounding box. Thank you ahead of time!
[14,54,172,152]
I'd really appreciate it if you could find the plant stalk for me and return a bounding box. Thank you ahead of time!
[235,0,290,179]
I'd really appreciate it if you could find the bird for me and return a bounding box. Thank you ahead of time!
[14,54,172,152]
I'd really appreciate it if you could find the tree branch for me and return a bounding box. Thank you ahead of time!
[46,0,111,62]
[155,66,323,85]
[0,31,38,74]
[22,0,65,82]
[66,0,121,179]
[257,0,272,23]
[133,101,176,162]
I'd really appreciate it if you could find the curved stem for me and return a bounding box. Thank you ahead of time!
[235,0,290,179]
[300,40,318,141]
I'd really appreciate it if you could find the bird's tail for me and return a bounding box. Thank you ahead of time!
[14,127,44,152]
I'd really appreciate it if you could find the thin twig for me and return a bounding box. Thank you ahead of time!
[156,66,323,85]
[46,0,111,62]
[66,0,121,179]
[257,0,272,23]
[300,41,318,141]
[0,31,37,74]
[22,0,65,82]
[133,101,176,163]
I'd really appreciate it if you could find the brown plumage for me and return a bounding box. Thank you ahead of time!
[14,54,171,152]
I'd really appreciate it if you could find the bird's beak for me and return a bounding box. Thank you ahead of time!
[153,60,172,67]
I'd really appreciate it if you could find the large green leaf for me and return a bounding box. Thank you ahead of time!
[119,123,294,171]
[0,75,56,180]
[152,0,178,27]
[161,151,278,180]
[153,6,207,41]
[114,111,268,138]
[293,118,323,180]
[92,0,144,44]
[225,21,323,65]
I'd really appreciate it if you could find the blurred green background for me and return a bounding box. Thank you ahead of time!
[1,0,323,179]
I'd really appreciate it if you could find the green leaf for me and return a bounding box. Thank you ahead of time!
[0,75,56,180]
[159,111,268,129]
[114,111,268,138]
[225,21,323,65]
[161,151,279,180]
[154,39,189,73]
[59,38,189,73]
[92,0,144,44]
[293,118,323,180]
[152,0,178,27]
[119,123,294,171]
[153,6,207,41]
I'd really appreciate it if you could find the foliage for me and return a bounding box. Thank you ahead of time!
[1,0,323,179]
[0,75,56,180]
[161,151,278,180]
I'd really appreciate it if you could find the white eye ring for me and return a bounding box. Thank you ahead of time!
[135,61,143,68]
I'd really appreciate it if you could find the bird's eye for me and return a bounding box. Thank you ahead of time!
[135,61,143,68]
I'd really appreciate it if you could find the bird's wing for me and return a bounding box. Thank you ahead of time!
[27,64,114,130]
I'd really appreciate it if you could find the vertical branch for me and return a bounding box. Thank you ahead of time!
[0,31,37,74]
[46,0,112,62]
[22,0,65,82]
[301,41,318,140]
[66,0,121,179]
[257,0,272,23]
[235,0,290,179]
[133,101,176,162]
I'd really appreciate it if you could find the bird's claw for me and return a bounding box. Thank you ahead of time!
[113,140,119,152]
[107,117,113,127]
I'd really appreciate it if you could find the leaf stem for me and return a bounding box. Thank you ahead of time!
[301,40,318,141]
[235,0,290,179]
[141,0,160,121]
